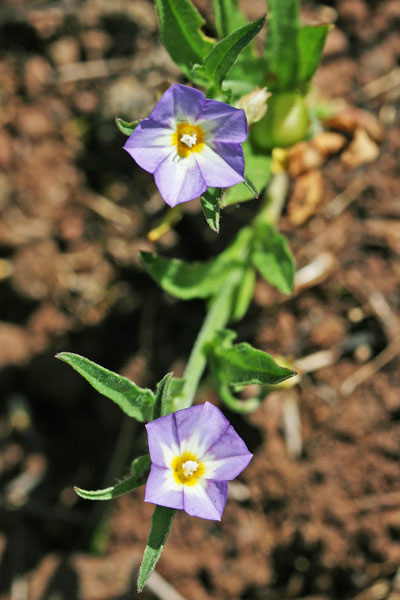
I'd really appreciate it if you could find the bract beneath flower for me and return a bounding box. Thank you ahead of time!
[124,83,248,207]
[145,401,253,521]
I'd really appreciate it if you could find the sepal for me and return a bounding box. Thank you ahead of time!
[115,118,139,136]
[201,187,222,233]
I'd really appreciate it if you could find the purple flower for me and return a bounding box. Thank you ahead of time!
[144,402,253,521]
[124,83,247,207]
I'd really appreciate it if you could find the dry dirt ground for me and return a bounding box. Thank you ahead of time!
[1,0,400,598]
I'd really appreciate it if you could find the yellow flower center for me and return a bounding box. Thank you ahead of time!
[171,451,205,486]
[172,122,205,158]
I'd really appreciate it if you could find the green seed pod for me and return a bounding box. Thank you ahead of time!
[251,92,309,150]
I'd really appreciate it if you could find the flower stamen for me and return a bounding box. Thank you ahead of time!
[172,451,205,486]
[180,133,197,147]
[181,460,199,477]
[173,122,204,158]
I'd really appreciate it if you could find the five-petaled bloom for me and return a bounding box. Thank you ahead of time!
[124,83,248,207]
[145,402,253,520]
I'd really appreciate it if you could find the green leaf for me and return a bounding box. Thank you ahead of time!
[75,455,151,501]
[209,329,295,386]
[251,223,295,294]
[140,226,253,301]
[196,15,266,88]
[152,373,173,420]
[157,376,185,414]
[224,55,269,95]
[115,118,139,136]
[221,78,256,101]
[231,267,255,321]
[56,353,154,422]
[201,187,222,233]
[155,0,215,78]
[296,24,332,85]
[162,376,186,413]
[139,252,237,300]
[264,0,300,91]
[222,140,272,206]
[212,0,249,38]
[244,174,259,198]
[137,506,176,593]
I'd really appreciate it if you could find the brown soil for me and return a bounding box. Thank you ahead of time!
[1,0,400,599]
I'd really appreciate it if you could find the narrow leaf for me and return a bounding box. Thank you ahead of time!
[139,252,235,300]
[201,187,222,233]
[251,223,295,294]
[209,329,295,386]
[155,0,215,78]
[244,174,259,198]
[163,376,186,414]
[115,118,139,136]
[152,373,173,420]
[140,226,253,301]
[264,0,300,91]
[56,353,154,422]
[137,506,176,592]
[198,15,266,87]
[231,267,255,321]
[75,455,151,501]
[296,24,332,84]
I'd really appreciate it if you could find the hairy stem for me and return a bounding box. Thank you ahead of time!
[176,172,289,411]
[176,270,241,410]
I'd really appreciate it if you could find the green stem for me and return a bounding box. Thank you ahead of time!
[176,172,289,411]
[256,172,289,227]
[218,384,262,414]
[176,270,241,410]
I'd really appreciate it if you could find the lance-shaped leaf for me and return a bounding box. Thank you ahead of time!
[230,267,256,322]
[152,373,173,420]
[243,175,259,199]
[140,226,253,301]
[137,506,176,592]
[139,252,239,300]
[56,353,154,422]
[115,118,139,136]
[195,15,266,88]
[208,329,295,387]
[163,376,186,414]
[75,455,151,501]
[155,0,215,78]
[201,187,222,233]
[296,24,332,85]
[264,0,300,91]
[251,223,295,294]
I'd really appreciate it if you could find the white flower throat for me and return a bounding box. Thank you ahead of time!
[181,460,199,477]
[180,132,197,148]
